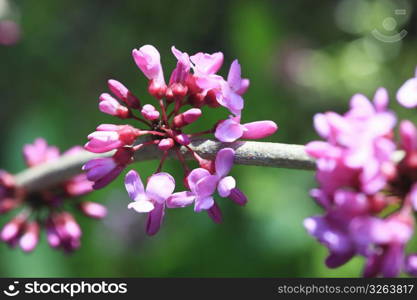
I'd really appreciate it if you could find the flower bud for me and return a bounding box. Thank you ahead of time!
[99,93,130,119]
[173,108,202,128]
[175,133,190,146]
[158,138,174,151]
[207,202,222,224]
[108,79,141,109]
[19,221,40,252]
[79,202,107,219]
[141,104,160,121]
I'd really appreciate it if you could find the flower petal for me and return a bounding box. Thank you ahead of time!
[227,60,242,91]
[125,170,146,201]
[132,45,164,83]
[187,168,211,192]
[195,175,218,198]
[194,196,214,212]
[215,148,235,178]
[146,172,175,203]
[128,200,154,213]
[190,51,223,75]
[242,121,278,139]
[217,176,236,198]
[166,191,195,208]
[146,202,165,236]
[214,118,244,143]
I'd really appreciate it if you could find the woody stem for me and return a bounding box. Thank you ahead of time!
[14,139,317,193]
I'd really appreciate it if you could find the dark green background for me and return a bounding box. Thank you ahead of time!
[0,0,417,277]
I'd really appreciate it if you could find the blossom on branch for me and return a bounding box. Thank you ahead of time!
[305,72,417,277]
[0,139,106,253]
[84,44,278,235]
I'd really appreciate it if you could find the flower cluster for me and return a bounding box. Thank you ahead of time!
[83,45,277,235]
[0,138,106,253]
[304,68,417,277]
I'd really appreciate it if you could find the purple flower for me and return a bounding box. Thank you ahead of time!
[19,222,40,252]
[83,44,276,237]
[78,202,107,219]
[216,60,250,115]
[141,104,160,121]
[46,212,82,252]
[82,147,133,190]
[354,213,414,277]
[186,168,218,211]
[177,148,248,212]
[306,91,396,195]
[108,79,141,109]
[132,45,165,86]
[99,93,130,118]
[85,124,139,153]
[304,213,356,268]
[215,116,278,143]
[125,170,175,235]
[23,138,60,167]
[169,46,191,85]
[1,139,108,253]
[190,51,224,76]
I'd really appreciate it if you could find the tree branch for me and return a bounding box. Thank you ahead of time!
[14,139,315,193]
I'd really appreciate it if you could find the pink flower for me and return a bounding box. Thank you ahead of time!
[78,202,107,219]
[186,168,218,211]
[176,148,247,212]
[23,138,60,167]
[304,213,356,268]
[353,213,414,277]
[158,138,175,151]
[108,79,141,109]
[141,104,160,121]
[0,139,103,253]
[1,214,26,244]
[125,170,175,235]
[397,68,417,108]
[99,93,130,118]
[46,212,82,252]
[303,88,416,276]
[169,46,191,85]
[190,51,224,76]
[215,116,277,143]
[189,51,224,94]
[216,60,250,115]
[132,45,166,96]
[173,108,202,128]
[306,91,396,195]
[85,124,139,153]
[19,222,40,252]
[82,147,133,189]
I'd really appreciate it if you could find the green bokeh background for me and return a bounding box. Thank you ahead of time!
[0,0,417,277]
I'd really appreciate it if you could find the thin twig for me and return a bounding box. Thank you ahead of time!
[14,139,316,193]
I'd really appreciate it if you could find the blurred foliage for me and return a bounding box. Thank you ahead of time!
[0,0,417,277]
